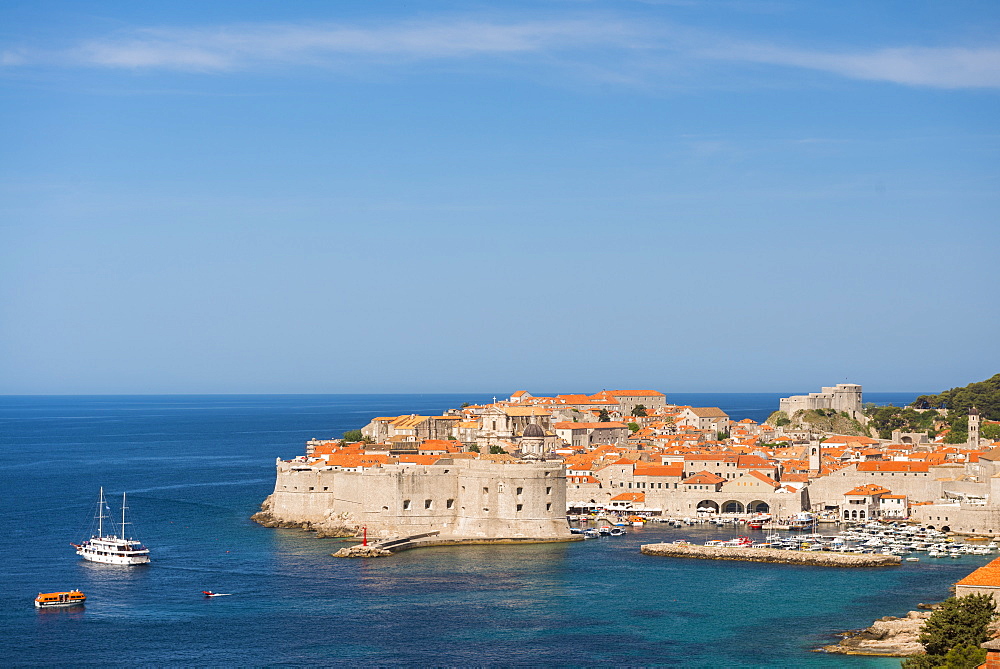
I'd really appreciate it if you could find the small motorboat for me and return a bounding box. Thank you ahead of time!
[202,591,231,597]
[609,527,626,537]
[905,557,920,562]
[35,590,86,608]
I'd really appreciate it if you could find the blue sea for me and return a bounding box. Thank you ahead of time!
[0,392,981,667]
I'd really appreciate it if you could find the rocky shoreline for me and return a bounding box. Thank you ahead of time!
[250,495,358,538]
[640,542,902,567]
[820,610,931,656]
[249,510,357,538]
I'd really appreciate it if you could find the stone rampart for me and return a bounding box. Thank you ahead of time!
[256,457,574,543]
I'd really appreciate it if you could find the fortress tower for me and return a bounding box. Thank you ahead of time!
[779,383,863,419]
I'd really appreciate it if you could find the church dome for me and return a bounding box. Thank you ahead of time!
[970,406,980,416]
[523,423,545,438]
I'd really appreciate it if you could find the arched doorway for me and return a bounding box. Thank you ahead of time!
[722,500,744,514]
[748,500,769,514]
[696,500,719,513]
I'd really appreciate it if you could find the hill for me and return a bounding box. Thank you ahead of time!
[912,374,1000,421]
[765,408,868,436]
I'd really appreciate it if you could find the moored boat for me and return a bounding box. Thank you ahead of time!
[35,590,86,608]
[72,488,150,565]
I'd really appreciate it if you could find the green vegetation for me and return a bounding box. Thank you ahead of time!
[766,410,791,427]
[943,414,969,444]
[631,404,647,417]
[627,422,640,433]
[489,445,507,455]
[598,409,610,422]
[879,373,1000,443]
[913,373,1000,419]
[866,405,939,440]
[776,409,866,436]
[467,444,480,453]
[901,594,996,669]
[342,429,373,444]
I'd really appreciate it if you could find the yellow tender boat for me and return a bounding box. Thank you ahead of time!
[35,590,86,608]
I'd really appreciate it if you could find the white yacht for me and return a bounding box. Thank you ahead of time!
[72,488,151,565]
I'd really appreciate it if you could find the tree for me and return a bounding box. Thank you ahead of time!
[943,413,969,444]
[627,422,640,433]
[631,404,647,417]
[983,423,1000,441]
[913,373,1000,420]
[902,594,997,668]
[940,644,987,669]
[489,445,507,454]
[598,409,610,422]
[342,429,372,443]
[467,444,480,453]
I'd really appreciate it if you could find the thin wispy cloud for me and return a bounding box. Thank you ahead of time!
[74,20,644,71]
[702,42,1000,89]
[3,16,1000,89]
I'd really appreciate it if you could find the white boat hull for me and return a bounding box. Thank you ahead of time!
[77,548,150,565]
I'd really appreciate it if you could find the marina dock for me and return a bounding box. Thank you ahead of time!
[641,542,901,567]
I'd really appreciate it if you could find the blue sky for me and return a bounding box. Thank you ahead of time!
[1,0,998,394]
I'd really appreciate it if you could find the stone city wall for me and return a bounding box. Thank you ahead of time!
[255,457,573,542]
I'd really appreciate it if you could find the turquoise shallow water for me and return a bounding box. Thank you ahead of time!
[0,393,976,667]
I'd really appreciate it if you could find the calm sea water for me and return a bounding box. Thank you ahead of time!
[1,392,980,667]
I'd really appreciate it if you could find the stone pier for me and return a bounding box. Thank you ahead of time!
[641,542,901,567]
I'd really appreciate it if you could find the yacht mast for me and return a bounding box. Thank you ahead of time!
[121,492,128,540]
[97,487,105,538]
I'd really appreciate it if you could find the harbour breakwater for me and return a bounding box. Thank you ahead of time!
[640,542,901,567]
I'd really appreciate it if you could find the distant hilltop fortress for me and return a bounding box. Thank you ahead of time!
[779,384,863,419]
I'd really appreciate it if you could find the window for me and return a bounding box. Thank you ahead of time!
[484,487,489,494]
[516,487,523,495]
[446,499,454,509]
[546,487,551,495]
[516,504,523,511]
[403,500,411,510]
[425,499,432,509]
[546,503,551,511]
